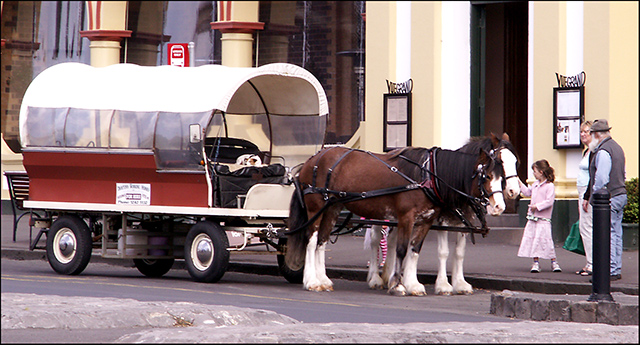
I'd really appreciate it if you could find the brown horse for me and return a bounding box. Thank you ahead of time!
[285,142,506,295]
[365,133,521,295]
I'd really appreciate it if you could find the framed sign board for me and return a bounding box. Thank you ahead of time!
[553,86,584,149]
[383,93,412,152]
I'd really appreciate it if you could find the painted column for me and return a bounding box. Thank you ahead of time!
[565,2,584,181]
[80,1,131,67]
[441,2,471,150]
[396,2,411,82]
[210,1,264,67]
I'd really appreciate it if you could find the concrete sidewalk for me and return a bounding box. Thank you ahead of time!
[2,211,638,325]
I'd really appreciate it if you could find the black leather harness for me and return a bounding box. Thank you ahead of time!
[287,147,501,244]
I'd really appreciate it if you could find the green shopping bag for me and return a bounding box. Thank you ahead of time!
[562,221,585,255]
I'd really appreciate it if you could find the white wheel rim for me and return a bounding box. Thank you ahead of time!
[53,228,76,264]
[191,233,213,271]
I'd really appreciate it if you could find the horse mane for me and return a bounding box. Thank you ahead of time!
[459,135,519,161]
[433,149,480,207]
[390,147,480,207]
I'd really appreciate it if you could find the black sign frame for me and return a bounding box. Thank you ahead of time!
[553,86,584,149]
[383,93,412,152]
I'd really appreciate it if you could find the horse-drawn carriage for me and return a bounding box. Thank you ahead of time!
[17,62,521,295]
[17,62,327,283]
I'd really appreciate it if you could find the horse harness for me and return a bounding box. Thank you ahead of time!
[288,146,504,243]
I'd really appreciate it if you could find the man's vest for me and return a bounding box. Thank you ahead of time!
[589,136,626,198]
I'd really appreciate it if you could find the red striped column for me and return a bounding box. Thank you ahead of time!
[210,1,264,67]
[79,1,131,67]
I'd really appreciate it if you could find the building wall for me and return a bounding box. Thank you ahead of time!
[2,1,638,202]
[363,1,638,200]
[607,2,638,181]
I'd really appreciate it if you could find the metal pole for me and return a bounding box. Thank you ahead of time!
[188,42,195,67]
[587,188,614,302]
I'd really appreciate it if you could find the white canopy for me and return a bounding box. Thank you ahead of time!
[19,62,329,145]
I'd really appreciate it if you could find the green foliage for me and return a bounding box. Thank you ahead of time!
[623,177,638,224]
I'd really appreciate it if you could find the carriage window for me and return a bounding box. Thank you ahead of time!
[154,111,211,170]
[24,107,67,147]
[110,111,157,149]
[269,114,327,167]
[64,109,113,148]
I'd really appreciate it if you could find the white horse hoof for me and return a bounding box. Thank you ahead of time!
[454,287,474,295]
[304,279,324,292]
[435,282,454,295]
[388,284,407,296]
[453,281,473,295]
[368,275,385,290]
[320,278,334,290]
[405,282,426,296]
[409,288,427,296]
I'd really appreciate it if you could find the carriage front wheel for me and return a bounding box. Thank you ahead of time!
[184,221,229,283]
[277,237,304,284]
[46,215,92,275]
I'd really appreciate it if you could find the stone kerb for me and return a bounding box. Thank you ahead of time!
[490,291,639,325]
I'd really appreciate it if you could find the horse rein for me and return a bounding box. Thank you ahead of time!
[287,146,502,239]
[398,148,503,207]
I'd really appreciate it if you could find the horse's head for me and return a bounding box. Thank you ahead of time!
[490,133,520,199]
[477,149,506,216]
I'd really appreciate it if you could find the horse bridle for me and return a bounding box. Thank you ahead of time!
[473,149,505,203]
[490,143,520,189]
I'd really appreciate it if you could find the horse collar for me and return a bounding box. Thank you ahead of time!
[419,148,444,204]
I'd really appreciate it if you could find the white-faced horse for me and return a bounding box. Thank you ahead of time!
[365,133,520,295]
[285,142,506,296]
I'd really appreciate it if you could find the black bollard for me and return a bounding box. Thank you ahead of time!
[587,189,614,302]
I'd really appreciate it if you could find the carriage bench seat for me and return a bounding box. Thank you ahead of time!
[3,171,49,249]
[212,163,288,208]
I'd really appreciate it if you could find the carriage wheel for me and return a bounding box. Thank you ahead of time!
[133,258,175,277]
[277,237,304,284]
[184,221,229,283]
[46,215,92,275]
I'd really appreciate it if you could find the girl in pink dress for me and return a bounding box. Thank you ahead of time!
[517,159,562,273]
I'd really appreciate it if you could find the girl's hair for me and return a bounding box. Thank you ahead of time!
[532,159,555,182]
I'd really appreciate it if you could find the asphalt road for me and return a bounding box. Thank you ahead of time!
[2,258,638,343]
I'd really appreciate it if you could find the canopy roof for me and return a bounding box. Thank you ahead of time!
[20,62,328,144]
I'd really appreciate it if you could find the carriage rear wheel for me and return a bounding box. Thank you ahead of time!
[277,237,304,284]
[46,215,92,275]
[133,258,175,277]
[184,221,229,283]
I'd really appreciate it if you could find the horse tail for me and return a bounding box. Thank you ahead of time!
[285,178,309,271]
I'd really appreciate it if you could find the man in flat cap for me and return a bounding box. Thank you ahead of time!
[582,119,627,281]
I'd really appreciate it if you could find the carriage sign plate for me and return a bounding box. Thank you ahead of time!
[116,183,151,205]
